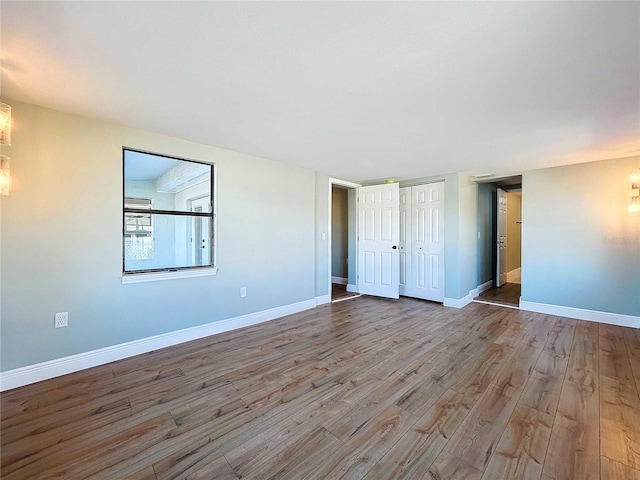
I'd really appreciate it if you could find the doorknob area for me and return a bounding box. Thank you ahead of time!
[392,245,397,249]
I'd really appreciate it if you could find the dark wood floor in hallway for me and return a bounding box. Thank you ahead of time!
[2,296,639,480]
[475,282,521,307]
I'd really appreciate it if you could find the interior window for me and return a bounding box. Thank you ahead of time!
[124,197,153,260]
[123,148,214,274]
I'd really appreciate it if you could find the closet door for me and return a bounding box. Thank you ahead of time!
[411,182,444,302]
[398,187,411,297]
[357,183,400,299]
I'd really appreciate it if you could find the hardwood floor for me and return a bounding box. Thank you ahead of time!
[475,283,521,307]
[2,296,639,480]
[331,283,360,302]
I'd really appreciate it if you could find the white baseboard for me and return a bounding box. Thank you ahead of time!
[346,284,358,293]
[477,280,493,294]
[315,294,331,305]
[519,300,640,328]
[0,299,317,392]
[331,276,348,285]
[444,288,479,309]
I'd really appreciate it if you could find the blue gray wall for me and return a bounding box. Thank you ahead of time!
[1,101,316,371]
[314,172,330,299]
[522,156,640,316]
[2,100,637,375]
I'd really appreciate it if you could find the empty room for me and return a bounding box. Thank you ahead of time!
[1,2,639,479]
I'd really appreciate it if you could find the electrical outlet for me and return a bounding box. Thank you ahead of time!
[54,312,68,328]
[240,287,247,298]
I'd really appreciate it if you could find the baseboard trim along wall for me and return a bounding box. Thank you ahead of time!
[444,288,479,309]
[331,276,348,285]
[315,294,331,305]
[0,299,317,392]
[520,300,640,329]
[477,280,493,294]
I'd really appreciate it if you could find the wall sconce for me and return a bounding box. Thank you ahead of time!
[0,156,10,196]
[630,170,640,216]
[0,103,11,146]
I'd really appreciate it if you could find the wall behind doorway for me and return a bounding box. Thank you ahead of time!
[331,186,348,280]
[476,182,496,287]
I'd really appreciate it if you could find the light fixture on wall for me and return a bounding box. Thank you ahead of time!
[0,103,11,146]
[0,156,10,196]
[630,170,640,216]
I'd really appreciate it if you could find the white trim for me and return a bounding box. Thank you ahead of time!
[399,178,448,188]
[315,294,331,306]
[331,276,348,285]
[473,299,520,310]
[0,299,316,392]
[519,300,640,328]
[346,283,358,293]
[444,288,479,309]
[477,280,494,294]
[332,294,362,303]
[122,267,218,284]
[329,177,361,189]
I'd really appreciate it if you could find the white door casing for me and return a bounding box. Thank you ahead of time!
[357,183,400,299]
[496,188,508,287]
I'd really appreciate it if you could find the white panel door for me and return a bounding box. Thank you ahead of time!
[398,187,411,297]
[358,183,400,299]
[411,182,444,302]
[496,188,508,287]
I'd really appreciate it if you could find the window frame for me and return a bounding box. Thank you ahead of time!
[122,147,217,281]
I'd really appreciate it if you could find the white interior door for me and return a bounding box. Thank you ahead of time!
[191,196,210,266]
[398,187,411,297]
[411,182,445,302]
[358,183,400,299]
[496,188,508,287]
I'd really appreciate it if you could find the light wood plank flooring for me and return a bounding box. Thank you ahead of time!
[2,296,639,479]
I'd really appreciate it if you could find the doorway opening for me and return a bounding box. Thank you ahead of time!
[475,176,522,308]
[329,180,360,302]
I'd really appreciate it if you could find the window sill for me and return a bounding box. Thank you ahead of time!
[122,267,218,284]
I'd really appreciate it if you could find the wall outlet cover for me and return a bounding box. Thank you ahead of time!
[54,312,68,328]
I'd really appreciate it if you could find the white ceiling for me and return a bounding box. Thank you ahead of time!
[2,1,639,182]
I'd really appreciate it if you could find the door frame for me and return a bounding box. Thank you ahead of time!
[328,178,361,299]
[475,174,523,299]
